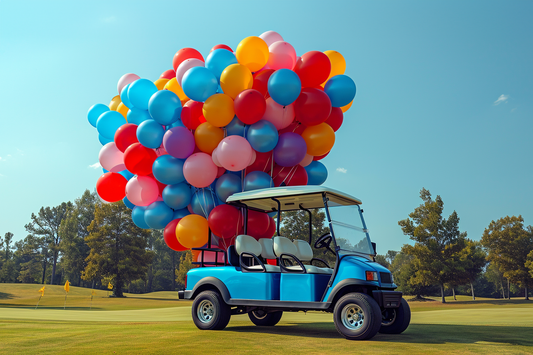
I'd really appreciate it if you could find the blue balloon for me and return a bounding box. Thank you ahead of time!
[246,120,279,152]
[205,49,238,81]
[173,208,190,219]
[182,67,218,102]
[144,201,174,229]
[324,75,356,107]
[244,171,273,191]
[267,69,301,106]
[96,111,126,140]
[132,206,150,229]
[163,183,191,210]
[118,169,134,181]
[191,189,217,218]
[98,134,113,145]
[226,116,246,137]
[87,104,109,128]
[128,79,158,110]
[148,90,182,126]
[120,83,133,109]
[137,119,164,149]
[268,211,277,218]
[305,161,328,185]
[215,173,242,202]
[216,85,224,94]
[152,155,185,185]
[127,108,152,125]
[123,196,135,209]
[168,119,185,129]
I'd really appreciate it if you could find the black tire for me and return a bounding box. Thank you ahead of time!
[191,290,231,330]
[248,310,283,326]
[379,298,411,334]
[333,292,382,340]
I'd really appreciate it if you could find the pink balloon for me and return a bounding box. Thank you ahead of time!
[176,58,205,86]
[248,150,257,166]
[259,31,284,46]
[212,147,222,167]
[262,98,295,130]
[99,142,126,173]
[267,41,297,70]
[125,175,159,206]
[217,136,253,172]
[299,154,313,167]
[117,73,140,95]
[156,146,168,156]
[183,152,218,188]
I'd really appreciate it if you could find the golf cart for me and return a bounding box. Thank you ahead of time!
[178,186,410,340]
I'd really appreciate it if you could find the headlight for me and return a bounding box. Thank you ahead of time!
[365,271,378,281]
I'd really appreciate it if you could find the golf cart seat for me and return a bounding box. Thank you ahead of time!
[273,236,329,274]
[235,235,280,272]
[292,240,333,275]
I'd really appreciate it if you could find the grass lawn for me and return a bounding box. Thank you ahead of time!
[1,284,532,354]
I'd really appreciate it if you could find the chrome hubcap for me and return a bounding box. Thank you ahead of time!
[252,310,268,320]
[341,304,365,330]
[197,300,215,323]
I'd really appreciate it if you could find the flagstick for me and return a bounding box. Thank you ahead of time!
[35,295,42,310]
[64,293,67,310]
[90,295,93,310]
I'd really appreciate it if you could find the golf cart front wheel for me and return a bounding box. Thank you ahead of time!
[248,309,283,326]
[379,298,411,334]
[192,290,231,330]
[333,292,382,340]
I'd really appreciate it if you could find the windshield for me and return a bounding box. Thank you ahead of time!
[327,204,374,255]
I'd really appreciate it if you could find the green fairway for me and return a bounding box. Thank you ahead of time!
[0,284,532,354]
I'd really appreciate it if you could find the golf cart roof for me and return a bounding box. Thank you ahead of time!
[226,186,362,212]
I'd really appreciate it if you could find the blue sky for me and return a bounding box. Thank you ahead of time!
[1,0,532,253]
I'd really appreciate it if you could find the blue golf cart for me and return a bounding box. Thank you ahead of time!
[178,186,410,340]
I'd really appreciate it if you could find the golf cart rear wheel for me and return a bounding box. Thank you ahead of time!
[333,292,382,340]
[379,298,411,334]
[192,290,231,330]
[248,309,283,326]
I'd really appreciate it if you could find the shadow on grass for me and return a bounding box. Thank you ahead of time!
[445,299,533,306]
[0,291,14,300]
[226,322,533,346]
[0,304,104,310]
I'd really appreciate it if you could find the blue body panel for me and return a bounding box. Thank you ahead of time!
[280,273,330,302]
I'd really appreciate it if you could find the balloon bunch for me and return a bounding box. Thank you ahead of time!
[87,31,356,259]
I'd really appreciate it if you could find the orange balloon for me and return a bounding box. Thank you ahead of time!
[220,64,253,99]
[154,78,169,90]
[194,122,224,154]
[341,100,353,113]
[164,78,189,101]
[176,214,209,249]
[322,50,346,85]
[117,102,129,119]
[302,123,336,156]
[109,95,121,111]
[202,94,235,127]
[236,36,269,72]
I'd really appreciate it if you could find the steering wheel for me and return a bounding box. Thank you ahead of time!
[314,233,333,250]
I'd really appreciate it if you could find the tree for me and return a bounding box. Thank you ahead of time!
[0,232,16,283]
[458,240,487,300]
[398,188,467,303]
[25,202,72,284]
[83,202,153,297]
[527,250,533,279]
[481,216,533,300]
[15,235,44,283]
[375,255,390,269]
[390,247,439,299]
[176,250,193,289]
[3,232,13,261]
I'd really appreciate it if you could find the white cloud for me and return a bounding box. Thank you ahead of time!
[336,167,347,174]
[102,16,116,23]
[89,162,102,169]
[494,94,509,105]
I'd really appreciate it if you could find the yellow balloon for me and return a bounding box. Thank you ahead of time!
[176,214,209,249]
[322,50,346,86]
[194,122,225,154]
[220,64,253,99]
[236,36,269,72]
[109,95,121,111]
[202,94,235,127]
[117,102,129,119]
[302,123,336,156]
[164,77,189,101]
[341,100,353,113]
[154,78,169,90]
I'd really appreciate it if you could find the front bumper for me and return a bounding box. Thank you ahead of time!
[372,290,402,308]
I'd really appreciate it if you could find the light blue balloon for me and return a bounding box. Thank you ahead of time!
[244,171,273,191]
[137,119,164,149]
[128,79,158,110]
[267,69,301,106]
[148,90,182,126]
[168,119,185,129]
[127,108,152,125]
[98,134,113,145]
[144,201,174,229]
[96,111,126,140]
[123,196,135,209]
[173,208,190,219]
[152,155,185,185]
[206,49,238,81]
[215,173,241,202]
[87,104,109,128]
[191,189,218,218]
[226,116,246,137]
[163,183,191,210]
[182,67,218,102]
[305,161,328,185]
[120,83,133,109]
[132,206,150,229]
[118,169,134,181]
[246,120,279,153]
[324,75,356,107]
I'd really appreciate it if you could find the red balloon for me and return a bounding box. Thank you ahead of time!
[96,172,128,202]
[208,205,242,239]
[294,88,332,126]
[246,150,273,173]
[172,48,204,71]
[216,166,226,178]
[152,175,166,196]
[293,51,331,88]
[114,124,139,153]
[160,69,176,79]
[258,217,277,239]
[278,122,307,136]
[313,151,330,161]
[164,219,188,251]
[181,101,204,130]
[211,44,233,52]
[247,210,270,238]
[325,107,343,132]
[124,143,157,176]
[234,89,267,125]
[252,69,275,97]
[272,165,308,187]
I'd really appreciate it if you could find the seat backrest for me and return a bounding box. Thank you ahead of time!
[273,236,298,257]
[235,235,262,256]
[226,245,240,267]
[293,239,314,262]
[258,238,276,259]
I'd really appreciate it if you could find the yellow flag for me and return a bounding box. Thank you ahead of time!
[91,290,97,296]
[108,282,113,290]
[38,286,45,296]
[64,280,70,293]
